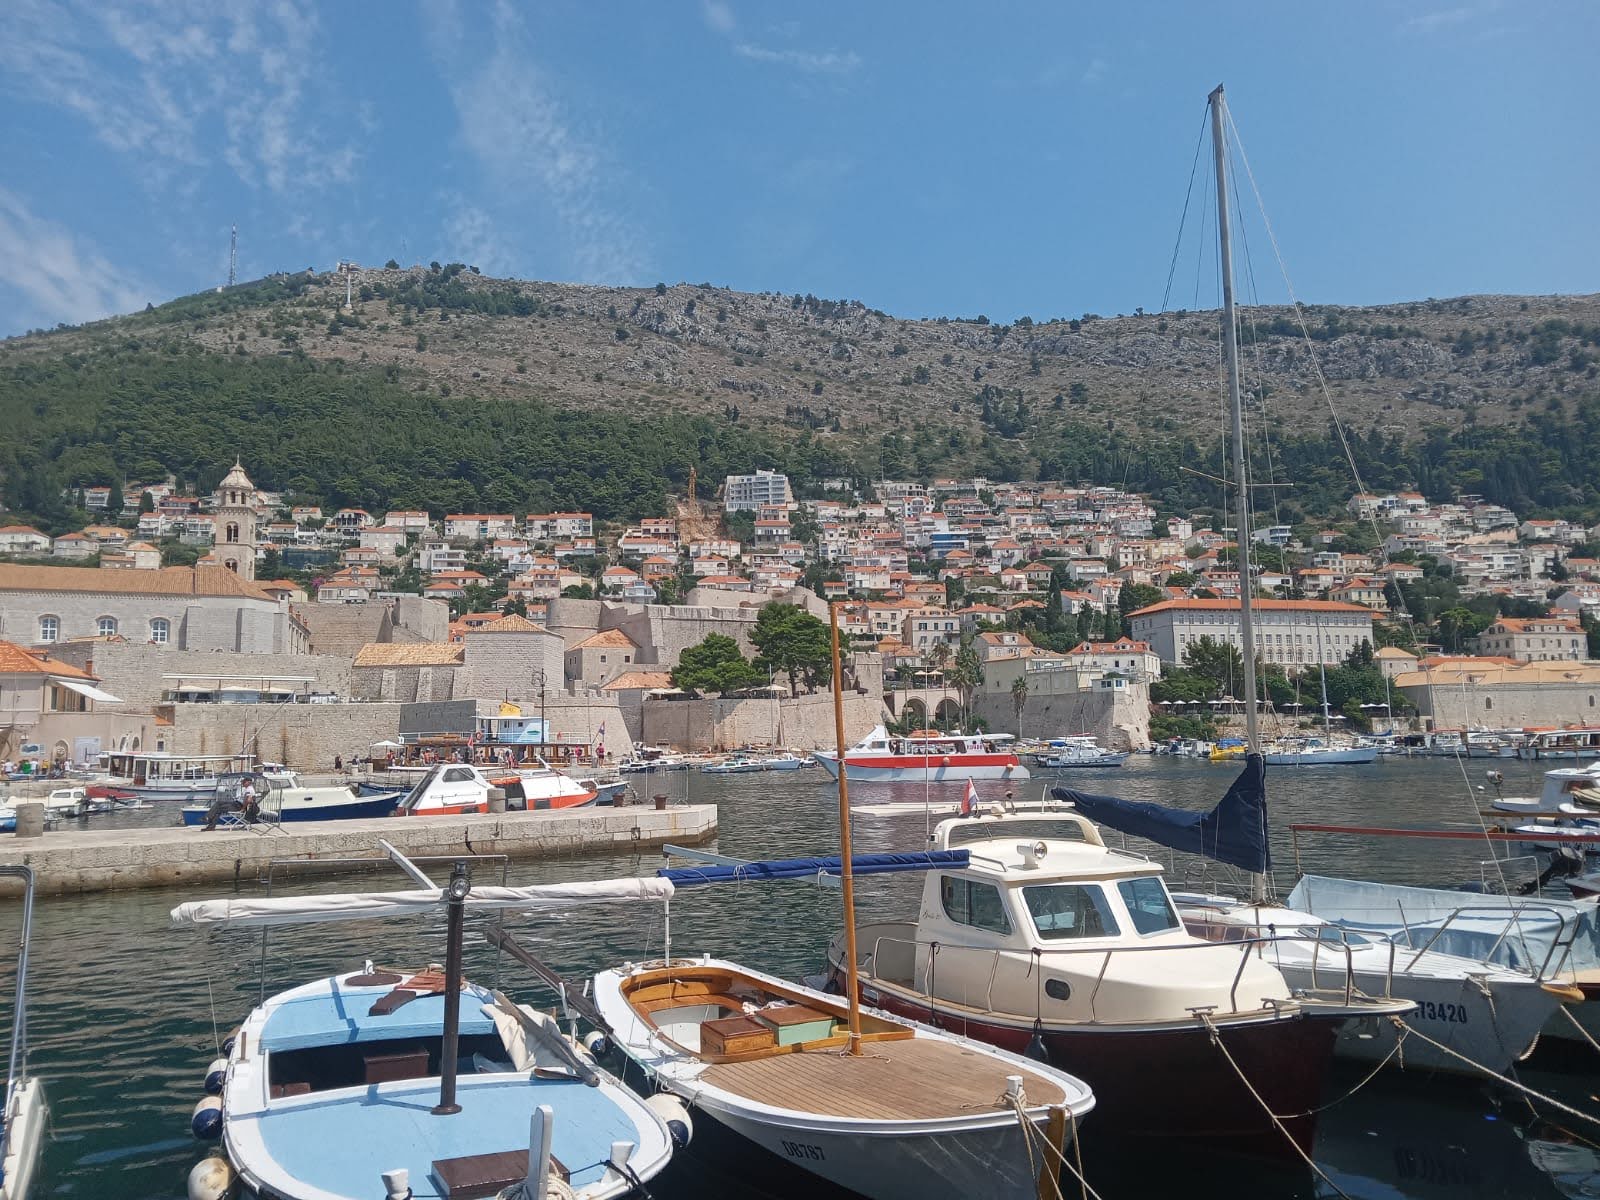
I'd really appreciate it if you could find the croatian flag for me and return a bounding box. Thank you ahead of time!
[960,779,980,817]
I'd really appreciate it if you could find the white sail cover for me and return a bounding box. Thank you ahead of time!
[170,876,674,928]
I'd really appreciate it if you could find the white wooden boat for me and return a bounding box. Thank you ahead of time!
[99,751,257,801]
[0,866,46,1200]
[594,958,1093,1200]
[172,853,679,1200]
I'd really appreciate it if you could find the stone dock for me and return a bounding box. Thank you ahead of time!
[0,804,718,895]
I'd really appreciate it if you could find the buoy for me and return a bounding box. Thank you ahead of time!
[203,1057,229,1095]
[191,1095,223,1140]
[582,1030,611,1059]
[645,1092,693,1148]
[221,1028,240,1055]
[187,1154,236,1200]
[1025,1018,1049,1063]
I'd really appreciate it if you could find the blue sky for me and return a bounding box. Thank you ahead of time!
[0,1,1594,337]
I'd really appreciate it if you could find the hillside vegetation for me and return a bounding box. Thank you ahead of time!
[3,266,1600,527]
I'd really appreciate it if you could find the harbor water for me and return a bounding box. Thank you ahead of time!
[7,755,1599,1199]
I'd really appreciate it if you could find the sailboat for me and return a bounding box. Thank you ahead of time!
[172,845,679,1200]
[0,867,46,1200]
[1262,624,1376,765]
[593,604,1097,1199]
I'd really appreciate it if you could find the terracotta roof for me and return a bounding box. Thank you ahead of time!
[0,642,97,679]
[0,563,273,600]
[571,629,638,650]
[601,671,676,691]
[469,614,549,634]
[1129,598,1374,617]
[353,642,465,668]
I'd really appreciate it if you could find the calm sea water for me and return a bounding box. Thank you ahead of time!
[5,756,1598,1200]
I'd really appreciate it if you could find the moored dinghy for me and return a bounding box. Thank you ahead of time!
[171,847,678,1200]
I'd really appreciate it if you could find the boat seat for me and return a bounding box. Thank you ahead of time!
[432,1149,569,1200]
[269,1081,311,1099]
[363,1046,430,1084]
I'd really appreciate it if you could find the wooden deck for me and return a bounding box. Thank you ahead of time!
[700,1034,1067,1121]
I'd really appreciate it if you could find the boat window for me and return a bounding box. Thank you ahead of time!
[1023,885,1120,940]
[442,767,475,783]
[939,876,1012,934]
[1298,925,1372,948]
[1116,877,1181,936]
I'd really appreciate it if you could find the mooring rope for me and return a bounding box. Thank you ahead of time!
[1199,1015,1355,1200]
[1389,1015,1600,1131]
[1007,1094,1102,1200]
[1557,1001,1600,1058]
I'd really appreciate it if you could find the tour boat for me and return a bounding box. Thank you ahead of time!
[180,770,404,826]
[826,800,1409,1160]
[99,751,258,802]
[594,957,1093,1200]
[396,760,598,816]
[812,726,1030,783]
[1175,895,1572,1076]
[172,852,678,1200]
[0,866,45,1200]
[1518,727,1600,760]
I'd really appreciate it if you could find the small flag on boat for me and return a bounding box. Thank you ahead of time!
[961,779,980,817]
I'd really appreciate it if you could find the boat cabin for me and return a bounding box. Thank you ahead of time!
[100,751,255,786]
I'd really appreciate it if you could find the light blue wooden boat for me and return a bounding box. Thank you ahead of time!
[172,850,681,1200]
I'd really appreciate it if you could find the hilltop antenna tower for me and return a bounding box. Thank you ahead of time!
[227,224,238,288]
[336,260,356,309]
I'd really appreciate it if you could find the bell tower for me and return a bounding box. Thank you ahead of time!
[215,458,258,581]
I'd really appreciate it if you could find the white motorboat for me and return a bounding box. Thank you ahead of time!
[172,852,679,1200]
[180,770,404,826]
[813,726,1030,783]
[1036,737,1129,769]
[0,866,46,1200]
[760,751,807,771]
[1260,739,1378,766]
[594,957,1094,1200]
[700,753,765,774]
[396,759,598,816]
[825,803,1409,1161]
[1175,895,1571,1075]
[42,788,86,819]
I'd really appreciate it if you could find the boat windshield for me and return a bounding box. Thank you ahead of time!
[1297,925,1374,948]
[1115,877,1181,936]
[1022,884,1120,940]
[400,765,443,811]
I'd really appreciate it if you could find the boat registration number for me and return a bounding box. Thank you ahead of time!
[1414,1000,1469,1024]
[780,1139,827,1161]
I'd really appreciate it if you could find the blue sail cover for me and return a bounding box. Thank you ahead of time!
[660,849,969,888]
[1052,755,1270,874]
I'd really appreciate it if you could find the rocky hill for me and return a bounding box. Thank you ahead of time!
[3,266,1599,523]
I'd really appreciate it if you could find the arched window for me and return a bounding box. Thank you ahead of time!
[225,522,240,543]
[97,616,118,637]
[38,615,58,643]
[150,617,171,645]
[224,559,238,573]
[1484,697,1493,711]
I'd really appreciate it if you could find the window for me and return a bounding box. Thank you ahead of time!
[150,617,171,645]
[224,559,239,573]
[1116,877,1181,936]
[225,522,240,543]
[1023,884,1120,940]
[442,767,475,783]
[939,876,1012,934]
[97,616,118,637]
[38,616,58,643]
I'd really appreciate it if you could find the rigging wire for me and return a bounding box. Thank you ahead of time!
[1160,105,1213,315]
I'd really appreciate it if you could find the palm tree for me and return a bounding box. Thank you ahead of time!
[1010,675,1029,738]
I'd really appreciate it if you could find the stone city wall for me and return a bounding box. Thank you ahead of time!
[49,642,353,708]
[642,689,882,751]
[1399,680,1600,731]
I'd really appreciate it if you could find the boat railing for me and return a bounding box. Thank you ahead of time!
[1392,899,1583,979]
[0,865,35,1169]
[863,930,1326,1021]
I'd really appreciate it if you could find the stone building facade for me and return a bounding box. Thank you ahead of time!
[0,564,296,652]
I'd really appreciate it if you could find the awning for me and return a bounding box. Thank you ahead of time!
[52,678,123,704]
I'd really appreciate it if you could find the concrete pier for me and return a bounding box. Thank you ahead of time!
[0,805,718,895]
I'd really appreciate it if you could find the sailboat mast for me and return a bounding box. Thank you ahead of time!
[1210,84,1261,754]
[827,602,864,1055]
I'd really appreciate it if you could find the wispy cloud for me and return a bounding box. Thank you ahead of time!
[733,43,862,74]
[1401,1,1501,35]
[428,3,649,284]
[0,1,354,195]
[0,188,147,328]
[441,199,510,277]
[701,0,735,35]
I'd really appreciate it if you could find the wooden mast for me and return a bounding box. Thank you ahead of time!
[828,602,864,1056]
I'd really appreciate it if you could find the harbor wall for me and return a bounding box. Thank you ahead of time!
[1398,679,1600,731]
[972,685,1152,751]
[164,702,408,771]
[642,689,882,751]
[0,804,718,895]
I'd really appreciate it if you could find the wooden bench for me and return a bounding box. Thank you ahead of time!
[432,1149,568,1199]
